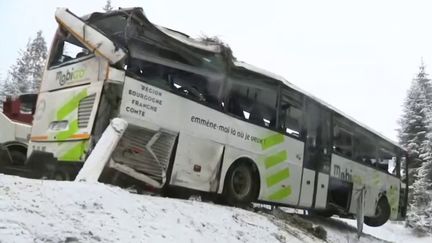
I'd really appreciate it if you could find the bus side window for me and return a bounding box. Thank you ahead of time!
[353,129,377,166]
[279,88,303,137]
[227,75,277,128]
[399,156,406,178]
[378,148,396,174]
[126,59,223,109]
[303,99,331,171]
[333,122,353,158]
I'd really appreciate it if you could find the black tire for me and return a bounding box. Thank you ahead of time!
[223,161,259,206]
[364,197,391,227]
[9,149,27,166]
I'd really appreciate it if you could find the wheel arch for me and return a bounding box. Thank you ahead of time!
[222,156,261,200]
[364,194,391,227]
[0,141,28,166]
[2,141,28,154]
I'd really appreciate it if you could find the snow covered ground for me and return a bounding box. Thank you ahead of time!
[0,174,430,243]
[306,214,431,243]
[0,174,321,243]
[340,218,431,243]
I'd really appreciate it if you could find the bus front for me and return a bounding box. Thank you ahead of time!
[27,8,127,179]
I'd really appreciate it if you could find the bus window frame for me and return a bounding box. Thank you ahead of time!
[47,28,95,70]
[331,112,402,179]
[125,58,226,111]
[303,98,332,172]
[332,115,354,159]
[225,70,280,131]
[278,86,305,140]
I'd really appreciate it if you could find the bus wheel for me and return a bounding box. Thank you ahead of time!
[224,161,259,206]
[364,197,390,227]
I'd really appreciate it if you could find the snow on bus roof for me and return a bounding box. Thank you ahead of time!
[233,61,404,151]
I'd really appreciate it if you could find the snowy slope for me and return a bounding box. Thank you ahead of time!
[0,174,429,243]
[0,174,320,243]
[339,218,432,243]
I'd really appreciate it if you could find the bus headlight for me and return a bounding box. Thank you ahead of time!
[49,120,69,131]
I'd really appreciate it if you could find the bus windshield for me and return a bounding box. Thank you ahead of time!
[49,28,91,68]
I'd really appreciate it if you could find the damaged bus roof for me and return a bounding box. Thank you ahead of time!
[77,7,404,151]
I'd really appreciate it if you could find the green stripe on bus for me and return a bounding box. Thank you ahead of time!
[59,141,86,161]
[266,168,290,187]
[264,150,287,169]
[56,119,79,140]
[372,173,380,186]
[261,133,284,150]
[268,186,292,201]
[56,89,87,120]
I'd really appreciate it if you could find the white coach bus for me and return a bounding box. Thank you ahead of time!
[27,8,407,226]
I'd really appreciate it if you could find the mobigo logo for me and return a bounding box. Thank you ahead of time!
[56,68,86,86]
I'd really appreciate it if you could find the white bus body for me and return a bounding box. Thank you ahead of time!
[27,8,408,226]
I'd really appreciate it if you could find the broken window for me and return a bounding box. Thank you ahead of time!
[127,59,223,108]
[279,88,303,137]
[377,148,397,174]
[353,129,377,165]
[304,99,331,171]
[333,117,353,158]
[227,72,278,128]
[48,28,91,68]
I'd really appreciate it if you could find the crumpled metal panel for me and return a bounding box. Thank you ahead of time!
[112,126,177,182]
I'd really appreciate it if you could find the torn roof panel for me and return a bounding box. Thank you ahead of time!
[156,26,222,53]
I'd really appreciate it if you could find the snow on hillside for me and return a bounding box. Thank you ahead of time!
[0,174,320,243]
[340,218,431,243]
[0,174,429,243]
[304,213,431,243]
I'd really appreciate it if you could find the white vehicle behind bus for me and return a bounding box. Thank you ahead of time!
[0,94,36,171]
[26,7,408,227]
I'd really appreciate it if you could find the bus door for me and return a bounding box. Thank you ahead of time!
[299,99,331,209]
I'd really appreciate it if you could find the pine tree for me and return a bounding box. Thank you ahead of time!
[6,31,47,96]
[400,61,432,234]
[398,61,432,186]
[8,44,32,95]
[0,75,20,98]
[407,131,432,234]
[28,31,47,92]
[103,0,114,12]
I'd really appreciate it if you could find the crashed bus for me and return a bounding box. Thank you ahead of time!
[26,8,407,226]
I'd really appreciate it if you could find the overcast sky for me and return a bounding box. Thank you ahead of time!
[1,0,432,142]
